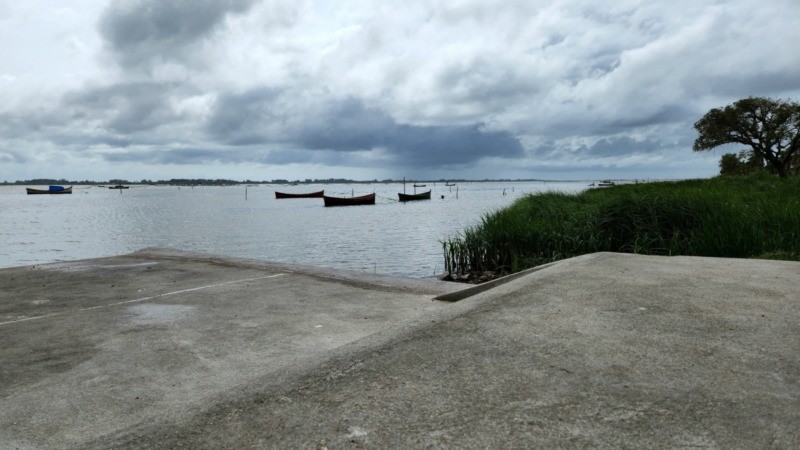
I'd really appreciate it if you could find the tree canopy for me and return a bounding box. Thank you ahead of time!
[693,97,800,177]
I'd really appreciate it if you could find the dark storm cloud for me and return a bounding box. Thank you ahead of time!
[538,114,690,145]
[102,147,251,164]
[295,98,398,151]
[0,112,45,139]
[0,109,120,150]
[433,56,541,105]
[62,82,187,134]
[205,87,285,145]
[206,93,524,167]
[0,81,193,157]
[0,149,30,164]
[375,123,524,166]
[98,0,259,68]
[102,146,360,168]
[583,136,666,157]
[607,105,691,130]
[530,134,681,160]
[51,133,135,148]
[5,0,798,182]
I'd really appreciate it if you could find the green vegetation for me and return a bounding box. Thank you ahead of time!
[693,97,800,178]
[718,151,766,176]
[443,175,800,279]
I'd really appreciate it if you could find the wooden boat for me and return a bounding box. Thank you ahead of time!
[398,190,431,202]
[323,193,375,207]
[413,184,426,187]
[109,185,129,189]
[598,180,616,187]
[275,190,324,199]
[26,186,72,195]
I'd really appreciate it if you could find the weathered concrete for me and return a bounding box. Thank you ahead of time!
[1,250,798,448]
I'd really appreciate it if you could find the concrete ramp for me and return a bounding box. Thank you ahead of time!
[1,252,799,448]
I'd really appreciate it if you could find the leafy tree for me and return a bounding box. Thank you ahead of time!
[719,153,744,175]
[719,149,769,176]
[694,97,800,178]
[792,151,800,176]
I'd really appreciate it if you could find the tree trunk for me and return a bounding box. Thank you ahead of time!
[774,161,788,178]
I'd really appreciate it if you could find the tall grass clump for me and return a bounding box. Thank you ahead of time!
[442,175,800,278]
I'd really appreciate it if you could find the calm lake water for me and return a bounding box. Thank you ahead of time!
[0,181,587,278]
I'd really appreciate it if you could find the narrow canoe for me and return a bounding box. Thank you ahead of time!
[275,190,324,199]
[323,193,375,207]
[109,185,130,189]
[26,186,73,195]
[398,190,431,202]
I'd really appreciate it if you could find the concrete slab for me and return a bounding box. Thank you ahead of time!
[0,250,460,448]
[2,251,799,448]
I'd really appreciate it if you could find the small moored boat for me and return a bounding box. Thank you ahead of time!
[398,190,431,202]
[26,186,73,195]
[109,185,129,189]
[275,190,324,199]
[323,193,375,207]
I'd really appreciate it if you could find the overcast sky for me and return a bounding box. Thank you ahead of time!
[2,0,799,182]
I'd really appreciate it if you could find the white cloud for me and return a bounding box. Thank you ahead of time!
[1,0,799,182]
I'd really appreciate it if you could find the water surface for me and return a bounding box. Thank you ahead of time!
[0,182,586,277]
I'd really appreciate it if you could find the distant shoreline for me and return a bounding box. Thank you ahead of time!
[1,177,670,186]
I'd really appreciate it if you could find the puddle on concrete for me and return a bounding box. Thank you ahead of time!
[126,303,196,325]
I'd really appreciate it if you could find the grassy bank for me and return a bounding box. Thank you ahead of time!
[442,175,800,279]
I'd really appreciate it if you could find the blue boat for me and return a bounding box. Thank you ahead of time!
[26,186,73,195]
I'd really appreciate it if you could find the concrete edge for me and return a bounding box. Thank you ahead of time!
[28,249,641,303]
[129,247,468,297]
[433,252,613,302]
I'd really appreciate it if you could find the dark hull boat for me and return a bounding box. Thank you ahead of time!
[398,190,431,202]
[275,190,324,199]
[109,185,129,189]
[323,193,375,207]
[26,186,72,195]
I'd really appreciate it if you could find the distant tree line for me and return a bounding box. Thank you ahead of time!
[0,178,242,186]
[1,177,556,186]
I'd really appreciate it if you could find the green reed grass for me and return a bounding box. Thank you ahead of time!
[443,175,800,277]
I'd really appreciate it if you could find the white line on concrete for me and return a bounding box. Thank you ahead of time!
[0,274,285,327]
